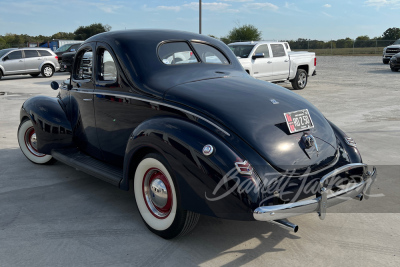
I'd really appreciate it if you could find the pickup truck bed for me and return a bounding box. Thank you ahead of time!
[229,41,316,90]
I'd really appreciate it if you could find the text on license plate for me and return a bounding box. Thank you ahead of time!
[284,109,314,134]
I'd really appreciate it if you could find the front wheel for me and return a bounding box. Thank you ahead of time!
[41,65,54,77]
[134,153,199,239]
[18,119,55,164]
[291,69,308,90]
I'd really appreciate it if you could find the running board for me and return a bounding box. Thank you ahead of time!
[52,148,123,186]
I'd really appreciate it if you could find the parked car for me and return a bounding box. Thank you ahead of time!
[18,30,376,239]
[229,41,316,90]
[39,39,84,51]
[0,48,60,79]
[389,52,400,71]
[55,43,82,71]
[382,39,400,64]
[61,51,92,73]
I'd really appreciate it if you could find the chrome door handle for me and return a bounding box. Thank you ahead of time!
[284,59,289,62]
[19,60,23,62]
[83,99,93,102]
[38,58,42,60]
[267,61,272,63]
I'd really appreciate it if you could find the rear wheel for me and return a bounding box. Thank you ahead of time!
[41,65,54,77]
[134,153,199,239]
[291,69,308,90]
[18,119,55,164]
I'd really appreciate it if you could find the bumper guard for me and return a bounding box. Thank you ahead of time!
[254,163,377,222]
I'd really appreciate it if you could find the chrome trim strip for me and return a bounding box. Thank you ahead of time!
[254,164,376,221]
[76,91,230,136]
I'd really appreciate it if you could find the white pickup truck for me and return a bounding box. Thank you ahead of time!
[228,41,316,90]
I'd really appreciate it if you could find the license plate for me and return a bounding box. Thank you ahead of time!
[284,109,314,134]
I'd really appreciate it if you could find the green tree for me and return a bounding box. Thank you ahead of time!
[381,27,400,40]
[74,23,111,40]
[222,24,262,44]
[51,32,76,40]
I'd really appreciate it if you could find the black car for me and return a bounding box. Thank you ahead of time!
[389,52,400,72]
[18,30,376,239]
[55,43,82,71]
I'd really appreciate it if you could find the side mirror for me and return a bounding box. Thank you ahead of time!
[70,49,76,52]
[50,81,59,90]
[252,53,265,59]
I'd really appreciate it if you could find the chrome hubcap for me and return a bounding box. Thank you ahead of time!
[24,127,45,157]
[142,168,172,218]
[44,67,52,76]
[150,178,168,208]
[298,73,307,88]
[30,133,38,150]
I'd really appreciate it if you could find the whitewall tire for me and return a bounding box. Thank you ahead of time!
[18,119,54,164]
[134,153,199,239]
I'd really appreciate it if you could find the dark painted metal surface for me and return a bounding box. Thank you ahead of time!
[19,29,364,220]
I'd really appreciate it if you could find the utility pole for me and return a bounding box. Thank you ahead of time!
[199,0,202,34]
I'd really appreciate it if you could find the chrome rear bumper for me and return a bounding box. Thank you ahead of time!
[254,163,377,221]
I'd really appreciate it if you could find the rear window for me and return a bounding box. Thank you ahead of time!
[271,44,286,57]
[38,50,52,56]
[24,50,39,58]
[158,42,198,65]
[191,43,229,64]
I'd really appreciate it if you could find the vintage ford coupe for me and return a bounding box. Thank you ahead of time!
[18,30,376,239]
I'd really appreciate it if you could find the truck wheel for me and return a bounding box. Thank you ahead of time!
[383,59,389,64]
[134,153,199,239]
[391,67,399,72]
[291,69,308,90]
[18,119,55,164]
[41,65,54,78]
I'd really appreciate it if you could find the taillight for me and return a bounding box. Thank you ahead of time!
[235,160,253,175]
[55,56,58,60]
[314,57,317,66]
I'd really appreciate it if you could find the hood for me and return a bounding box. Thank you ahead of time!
[387,44,400,49]
[165,76,338,174]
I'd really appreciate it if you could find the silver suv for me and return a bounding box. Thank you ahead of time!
[0,48,60,79]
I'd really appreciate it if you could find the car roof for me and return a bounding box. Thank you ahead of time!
[82,29,245,98]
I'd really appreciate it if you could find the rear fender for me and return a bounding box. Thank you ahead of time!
[327,120,362,163]
[122,116,262,220]
[20,96,73,154]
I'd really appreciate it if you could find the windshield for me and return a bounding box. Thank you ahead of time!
[56,44,72,52]
[228,45,255,58]
[393,39,400,45]
[0,48,16,58]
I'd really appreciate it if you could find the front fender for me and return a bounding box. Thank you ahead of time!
[122,116,263,220]
[20,96,73,154]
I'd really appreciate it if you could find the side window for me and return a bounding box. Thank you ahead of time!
[24,50,39,58]
[7,51,22,60]
[191,43,229,64]
[73,47,93,80]
[254,45,270,58]
[38,50,52,57]
[70,44,79,51]
[98,49,117,82]
[270,44,286,57]
[158,42,199,65]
